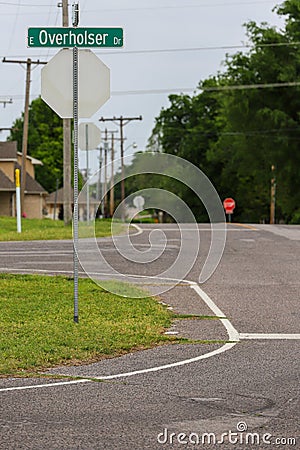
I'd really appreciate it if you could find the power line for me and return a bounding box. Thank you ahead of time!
[0,0,275,8]
[82,1,277,13]
[4,40,300,61]
[6,0,21,55]
[221,128,300,136]
[95,41,300,56]
[0,1,53,6]
[203,81,300,91]
[112,81,300,96]
[4,79,300,101]
[112,88,196,96]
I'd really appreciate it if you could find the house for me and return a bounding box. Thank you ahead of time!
[46,186,100,220]
[0,141,47,218]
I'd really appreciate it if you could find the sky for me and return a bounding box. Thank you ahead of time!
[0,0,285,173]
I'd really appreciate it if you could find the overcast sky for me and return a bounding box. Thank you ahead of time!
[0,0,284,172]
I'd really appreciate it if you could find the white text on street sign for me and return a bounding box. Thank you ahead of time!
[28,27,123,48]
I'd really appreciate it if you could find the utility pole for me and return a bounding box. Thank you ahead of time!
[60,0,72,225]
[97,146,103,215]
[0,99,12,108]
[109,132,115,217]
[270,164,276,224]
[103,129,108,217]
[2,57,47,214]
[100,129,118,217]
[99,115,142,220]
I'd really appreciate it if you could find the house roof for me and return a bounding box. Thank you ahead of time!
[0,141,47,194]
[0,165,47,194]
[0,141,18,161]
[0,169,15,191]
[0,141,43,166]
[25,172,47,194]
[47,186,99,205]
[17,152,43,166]
[47,187,65,204]
[15,163,47,194]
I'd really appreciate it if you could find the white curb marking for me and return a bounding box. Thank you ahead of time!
[189,283,240,342]
[0,379,91,393]
[240,333,300,340]
[92,343,237,380]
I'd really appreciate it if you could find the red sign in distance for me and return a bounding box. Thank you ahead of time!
[223,197,236,214]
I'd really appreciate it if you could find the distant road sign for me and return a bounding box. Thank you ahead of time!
[79,123,101,151]
[223,197,236,214]
[133,195,145,210]
[28,27,123,48]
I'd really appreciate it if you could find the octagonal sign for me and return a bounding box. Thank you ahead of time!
[41,48,110,118]
[79,122,101,150]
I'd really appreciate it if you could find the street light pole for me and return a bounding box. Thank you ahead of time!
[97,147,104,217]
[99,115,142,221]
[110,133,115,217]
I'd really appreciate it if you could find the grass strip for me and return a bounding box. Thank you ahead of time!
[0,217,124,241]
[173,314,227,320]
[0,274,175,376]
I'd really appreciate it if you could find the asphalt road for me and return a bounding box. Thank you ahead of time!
[0,224,299,449]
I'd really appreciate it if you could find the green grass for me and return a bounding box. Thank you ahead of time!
[0,217,124,241]
[0,274,175,375]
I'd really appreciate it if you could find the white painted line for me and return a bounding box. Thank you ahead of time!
[0,379,91,393]
[0,268,75,275]
[92,343,237,380]
[240,333,300,340]
[136,227,255,232]
[52,283,239,380]
[129,223,143,236]
[0,267,192,284]
[0,251,73,255]
[189,284,240,342]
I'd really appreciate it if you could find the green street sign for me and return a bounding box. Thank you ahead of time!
[28,27,123,48]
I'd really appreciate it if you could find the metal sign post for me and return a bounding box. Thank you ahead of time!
[73,46,79,323]
[37,1,113,322]
[85,123,89,223]
[72,4,79,323]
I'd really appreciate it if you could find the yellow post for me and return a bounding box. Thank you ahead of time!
[15,169,21,232]
[15,168,20,187]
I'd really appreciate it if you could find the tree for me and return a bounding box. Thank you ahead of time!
[148,0,300,223]
[211,14,300,222]
[148,78,224,221]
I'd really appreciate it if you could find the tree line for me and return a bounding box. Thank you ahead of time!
[147,0,300,223]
